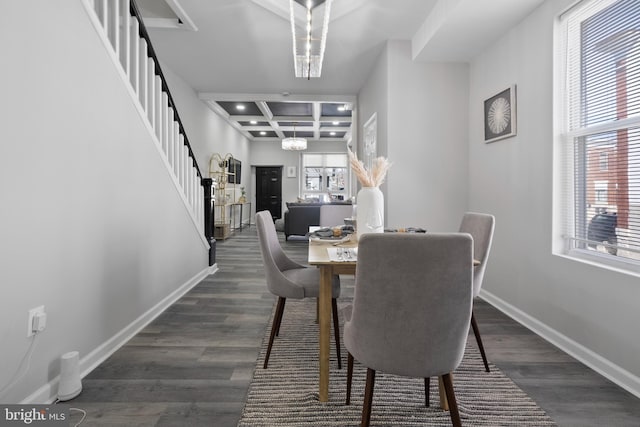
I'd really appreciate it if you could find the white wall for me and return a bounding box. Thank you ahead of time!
[0,0,209,403]
[357,45,390,219]
[387,41,469,231]
[358,41,469,231]
[469,0,640,390]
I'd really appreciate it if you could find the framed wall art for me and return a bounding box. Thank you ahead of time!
[227,157,241,184]
[484,85,517,143]
[286,166,297,178]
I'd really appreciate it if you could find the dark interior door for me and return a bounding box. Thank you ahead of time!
[256,167,282,220]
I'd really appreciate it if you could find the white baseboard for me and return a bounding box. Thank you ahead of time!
[479,289,640,399]
[22,265,216,404]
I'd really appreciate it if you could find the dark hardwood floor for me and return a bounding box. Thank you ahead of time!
[69,227,640,426]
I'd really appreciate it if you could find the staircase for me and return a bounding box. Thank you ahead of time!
[82,0,206,238]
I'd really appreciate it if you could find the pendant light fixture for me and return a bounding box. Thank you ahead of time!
[282,123,307,150]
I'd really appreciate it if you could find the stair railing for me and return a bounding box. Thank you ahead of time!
[86,0,213,255]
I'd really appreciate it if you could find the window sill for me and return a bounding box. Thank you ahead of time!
[558,248,640,278]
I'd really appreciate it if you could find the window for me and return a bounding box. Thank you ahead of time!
[301,153,349,201]
[594,180,609,203]
[599,152,609,170]
[557,0,640,265]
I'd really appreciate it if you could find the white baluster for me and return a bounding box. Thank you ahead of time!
[186,161,191,207]
[129,18,139,94]
[138,38,147,111]
[112,0,119,57]
[198,185,204,228]
[192,169,198,210]
[162,94,169,155]
[100,0,108,32]
[183,146,189,194]
[154,77,162,141]
[121,0,130,75]
[167,109,175,170]
[189,164,195,209]
[173,126,180,177]
[177,135,185,189]
[147,60,155,129]
[195,184,201,226]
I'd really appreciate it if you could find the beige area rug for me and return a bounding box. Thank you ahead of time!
[238,299,556,426]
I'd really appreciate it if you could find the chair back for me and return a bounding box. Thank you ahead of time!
[344,233,473,378]
[319,204,354,227]
[255,211,305,299]
[459,212,495,297]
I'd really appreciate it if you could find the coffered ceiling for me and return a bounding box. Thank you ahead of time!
[199,94,355,143]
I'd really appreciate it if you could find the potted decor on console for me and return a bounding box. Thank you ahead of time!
[348,149,391,240]
[238,186,247,203]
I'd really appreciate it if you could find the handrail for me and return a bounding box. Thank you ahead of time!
[128,0,202,179]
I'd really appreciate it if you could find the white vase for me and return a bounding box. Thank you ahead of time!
[356,186,384,240]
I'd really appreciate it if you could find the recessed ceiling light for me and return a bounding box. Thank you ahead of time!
[250,120,258,125]
[337,106,345,111]
[260,131,266,135]
[332,121,339,125]
[236,104,245,110]
[330,131,336,136]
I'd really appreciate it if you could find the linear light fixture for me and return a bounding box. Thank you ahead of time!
[290,0,333,79]
[282,123,307,150]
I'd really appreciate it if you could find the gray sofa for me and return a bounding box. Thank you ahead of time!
[284,201,352,240]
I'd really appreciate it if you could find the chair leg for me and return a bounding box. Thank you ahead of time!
[275,298,286,337]
[264,297,286,369]
[361,368,376,427]
[424,377,430,407]
[331,298,342,369]
[471,310,490,372]
[346,353,354,405]
[441,373,461,427]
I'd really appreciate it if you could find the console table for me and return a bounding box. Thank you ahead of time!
[230,202,251,230]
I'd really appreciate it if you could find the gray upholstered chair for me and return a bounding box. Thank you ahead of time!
[459,212,495,373]
[255,210,342,369]
[319,204,354,227]
[344,233,474,427]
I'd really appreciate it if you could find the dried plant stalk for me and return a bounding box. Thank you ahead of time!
[348,149,391,188]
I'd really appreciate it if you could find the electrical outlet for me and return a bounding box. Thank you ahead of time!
[27,305,46,337]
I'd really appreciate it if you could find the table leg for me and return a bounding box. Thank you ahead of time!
[438,375,450,410]
[318,265,332,402]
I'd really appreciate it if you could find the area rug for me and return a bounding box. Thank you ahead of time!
[238,299,556,426]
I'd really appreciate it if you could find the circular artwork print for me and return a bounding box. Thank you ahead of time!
[487,97,511,134]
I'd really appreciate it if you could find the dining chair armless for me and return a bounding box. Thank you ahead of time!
[255,211,342,369]
[459,212,495,372]
[344,233,474,427]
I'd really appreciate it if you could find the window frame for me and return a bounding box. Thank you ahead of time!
[299,152,350,202]
[554,0,640,274]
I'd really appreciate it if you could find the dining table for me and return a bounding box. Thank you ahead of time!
[308,233,479,408]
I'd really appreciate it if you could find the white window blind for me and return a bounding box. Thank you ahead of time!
[559,0,640,262]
